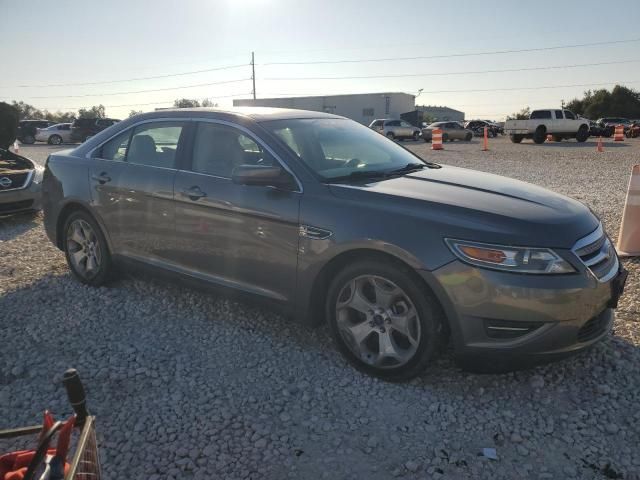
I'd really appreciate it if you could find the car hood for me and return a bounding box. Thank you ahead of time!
[328,165,598,249]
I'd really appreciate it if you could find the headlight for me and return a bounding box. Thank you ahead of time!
[32,168,44,184]
[444,239,575,274]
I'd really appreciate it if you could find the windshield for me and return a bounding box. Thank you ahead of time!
[262,118,426,181]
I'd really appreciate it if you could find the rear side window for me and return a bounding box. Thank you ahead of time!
[370,120,384,128]
[127,122,185,169]
[530,110,552,119]
[555,110,563,119]
[94,130,130,161]
[386,120,401,127]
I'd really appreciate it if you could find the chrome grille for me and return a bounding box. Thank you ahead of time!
[572,224,618,281]
[0,170,32,191]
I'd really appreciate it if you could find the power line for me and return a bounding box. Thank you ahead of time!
[261,37,640,65]
[5,78,251,100]
[63,92,254,110]
[0,63,249,89]
[264,59,640,81]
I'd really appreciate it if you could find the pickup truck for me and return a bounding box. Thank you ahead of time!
[504,109,590,144]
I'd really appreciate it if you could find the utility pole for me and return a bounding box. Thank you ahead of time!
[251,51,256,100]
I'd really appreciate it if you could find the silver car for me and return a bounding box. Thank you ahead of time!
[35,123,74,145]
[42,107,627,380]
[0,148,43,215]
[369,119,421,141]
[422,121,473,142]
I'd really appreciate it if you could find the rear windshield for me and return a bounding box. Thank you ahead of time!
[530,110,552,119]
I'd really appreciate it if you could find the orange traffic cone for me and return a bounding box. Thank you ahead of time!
[13,140,19,154]
[597,136,604,152]
[614,125,625,141]
[546,134,553,142]
[482,127,489,151]
[616,164,640,257]
[431,129,443,151]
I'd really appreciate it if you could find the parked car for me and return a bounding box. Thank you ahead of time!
[421,121,473,142]
[625,121,640,138]
[505,109,590,144]
[369,119,421,141]
[17,120,55,144]
[35,123,74,145]
[42,108,627,380]
[596,118,631,136]
[464,120,498,137]
[70,118,120,142]
[588,120,611,138]
[0,147,43,215]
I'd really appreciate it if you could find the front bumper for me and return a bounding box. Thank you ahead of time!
[0,181,42,215]
[423,258,627,370]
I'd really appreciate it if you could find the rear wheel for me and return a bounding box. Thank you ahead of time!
[575,125,589,143]
[412,131,420,141]
[48,134,63,145]
[63,211,113,286]
[510,135,523,143]
[386,132,395,140]
[327,259,444,381]
[465,133,472,141]
[22,134,35,144]
[442,133,449,142]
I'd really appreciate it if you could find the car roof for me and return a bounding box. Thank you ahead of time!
[136,107,344,123]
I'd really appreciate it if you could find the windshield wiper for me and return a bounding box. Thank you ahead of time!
[387,163,427,175]
[326,169,392,183]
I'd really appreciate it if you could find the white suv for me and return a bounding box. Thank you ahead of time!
[369,119,421,141]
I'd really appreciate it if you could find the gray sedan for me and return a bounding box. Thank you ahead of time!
[35,123,74,145]
[41,107,626,380]
[422,121,473,142]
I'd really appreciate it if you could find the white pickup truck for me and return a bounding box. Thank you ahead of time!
[504,109,590,144]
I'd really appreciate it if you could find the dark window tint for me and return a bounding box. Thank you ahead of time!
[191,123,276,178]
[563,110,575,120]
[555,110,564,119]
[94,130,130,161]
[530,110,552,119]
[370,120,384,127]
[127,122,184,169]
[386,120,401,127]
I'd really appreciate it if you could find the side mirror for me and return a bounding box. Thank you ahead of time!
[232,164,295,190]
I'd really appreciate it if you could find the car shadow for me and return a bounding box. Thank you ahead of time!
[0,210,40,241]
[531,140,631,148]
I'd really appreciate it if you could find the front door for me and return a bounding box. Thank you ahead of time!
[173,121,301,303]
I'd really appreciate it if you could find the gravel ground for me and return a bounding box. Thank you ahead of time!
[1,138,639,480]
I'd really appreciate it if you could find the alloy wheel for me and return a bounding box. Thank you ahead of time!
[335,275,421,369]
[66,219,102,279]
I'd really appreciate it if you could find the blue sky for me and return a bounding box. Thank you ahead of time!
[1,0,639,120]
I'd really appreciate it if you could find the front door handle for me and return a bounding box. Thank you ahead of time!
[91,172,111,184]
[182,186,207,201]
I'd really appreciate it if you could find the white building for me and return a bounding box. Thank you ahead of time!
[233,92,415,125]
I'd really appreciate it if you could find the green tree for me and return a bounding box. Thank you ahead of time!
[77,105,106,119]
[11,100,44,120]
[506,107,531,120]
[173,98,200,108]
[201,98,218,108]
[129,109,143,118]
[566,85,640,119]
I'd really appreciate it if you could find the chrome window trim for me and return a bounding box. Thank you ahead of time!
[86,116,303,193]
[0,170,34,192]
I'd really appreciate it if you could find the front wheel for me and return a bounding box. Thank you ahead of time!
[412,131,420,141]
[575,125,589,143]
[465,133,472,141]
[63,211,113,286]
[386,132,395,140]
[22,134,35,144]
[327,259,444,381]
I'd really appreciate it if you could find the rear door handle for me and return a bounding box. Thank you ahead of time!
[182,186,207,201]
[91,172,111,184]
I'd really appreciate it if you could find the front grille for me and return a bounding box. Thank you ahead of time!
[573,225,618,281]
[0,171,30,190]
[0,199,33,213]
[577,311,609,342]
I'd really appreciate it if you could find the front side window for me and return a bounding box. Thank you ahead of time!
[563,110,576,120]
[555,110,564,119]
[263,118,425,181]
[127,122,185,169]
[191,123,276,178]
[94,130,130,161]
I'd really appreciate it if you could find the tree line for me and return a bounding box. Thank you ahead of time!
[507,85,640,121]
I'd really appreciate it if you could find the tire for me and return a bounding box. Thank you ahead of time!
[423,137,431,143]
[48,134,63,145]
[533,127,546,144]
[575,125,589,143]
[552,135,563,142]
[22,134,35,144]
[63,210,113,286]
[412,131,420,141]
[326,259,445,381]
[386,132,395,140]
[510,135,523,144]
[442,133,449,142]
[465,133,472,141]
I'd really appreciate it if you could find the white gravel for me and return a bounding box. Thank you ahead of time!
[1,139,639,480]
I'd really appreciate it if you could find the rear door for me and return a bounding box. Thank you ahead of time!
[400,120,414,137]
[173,120,301,303]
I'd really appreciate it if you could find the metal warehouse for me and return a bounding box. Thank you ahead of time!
[233,92,415,125]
